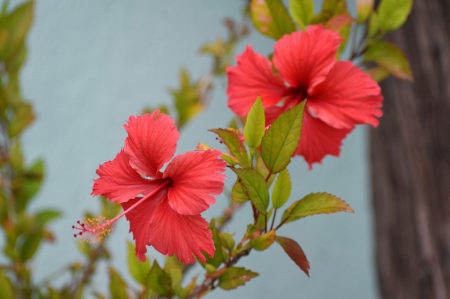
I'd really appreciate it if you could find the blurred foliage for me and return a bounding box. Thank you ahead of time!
[0,0,413,298]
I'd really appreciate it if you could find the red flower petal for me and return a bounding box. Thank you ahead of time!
[92,150,162,203]
[124,111,179,179]
[122,195,215,264]
[164,150,226,215]
[308,61,383,129]
[147,200,215,264]
[295,109,352,169]
[273,24,341,92]
[121,189,168,262]
[227,46,288,116]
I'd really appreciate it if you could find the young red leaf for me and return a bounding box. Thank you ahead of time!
[276,236,310,277]
[324,14,355,33]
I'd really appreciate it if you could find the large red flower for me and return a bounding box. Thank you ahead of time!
[227,24,383,168]
[74,111,227,264]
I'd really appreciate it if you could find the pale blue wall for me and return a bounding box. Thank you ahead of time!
[9,0,378,298]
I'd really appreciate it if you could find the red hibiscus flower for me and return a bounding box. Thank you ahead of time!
[227,24,383,168]
[73,111,227,264]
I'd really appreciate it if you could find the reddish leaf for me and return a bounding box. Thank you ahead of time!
[324,14,355,32]
[276,236,310,277]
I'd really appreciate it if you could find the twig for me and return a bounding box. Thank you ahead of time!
[270,209,277,231]
[186,247,252,299]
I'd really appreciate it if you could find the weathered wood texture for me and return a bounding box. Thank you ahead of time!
[371,0,450,298]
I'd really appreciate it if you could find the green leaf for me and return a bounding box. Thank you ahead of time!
[209,129,250,168]
[218,267,259,290]
[168,268,183,296]
[364,41,413,81]
[365,67,390,82]
[231,181,249,203]
[272,168,291,209]
[20,232,41,261]
[146,260,171,297]
[1,1,33,62]
[35,209,61,226]
[76,241,92,257]
[219,233,235,251]
[368,11,379,39]
[276,236,310,277]
[8,139,23,169]
[250,0,295,40]
[378,0,412,32]
[0,270,14,299]
[282,192,354,224]
[261,101,305,173]
[322,0,346,17]
[232,169,269,215]
[244,96,265,149]
[109,267,127,299]
[250,230,276,251]
[203,219,223,268]
[164,255,185,272]
[127,241,151,285]
[289,0,314,29]
[196,143,239,166]
[8,102,34,137]
[356,0,374,23]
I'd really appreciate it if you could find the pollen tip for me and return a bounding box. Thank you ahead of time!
[72,216,115,243]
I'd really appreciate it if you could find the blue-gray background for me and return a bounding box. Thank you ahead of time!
[6,0,378,298]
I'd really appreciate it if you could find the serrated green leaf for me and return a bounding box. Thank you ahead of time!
[109,267,127,299]
[261,101,305,173]
[0,270,14,299]
[244,96,265,149]
[250,0,295,40]
[364,41,413,81]
[231,181,249,203]
[282,192,354,224]
[356,0,374,23]
[218,267,259,290]
[146,260,171,297]
[289,0,314,29]
[20,232,41,261]
[245,224,260,240]
[127,241,151,285]
[203,219,223,268]
[276,236,310,277]
[232,169,269,214]
[219,233,235,251]
[35,209,61,226]
[365,67,390,82]
[251,230,276,251]
[209,129,250,168]
[378,0,412,32]
[272,168,291,209]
